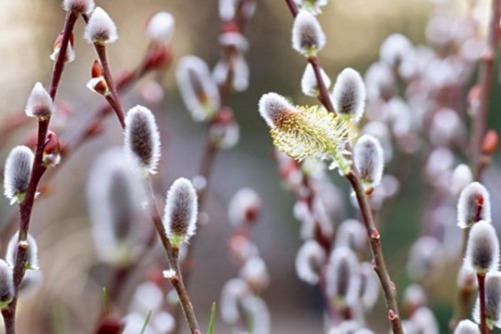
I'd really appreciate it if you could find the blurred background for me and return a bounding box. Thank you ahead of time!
[0,0,500,333]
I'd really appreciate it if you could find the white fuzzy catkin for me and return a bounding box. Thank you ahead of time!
[208,116,240,150]
[406,236,442,281]
[4,146,34,205]
[25,82,55,119]
[84,7,118,44]
[176,55,220,122]
[454,320,481,334]
[301,63,331,97]
[450,164,473,198]
[213,54,249,92]
[465,221,499,274]
[411,307,439,334]
[146,12,175,44]
[163,178,198,246]
[240,296,271,334]
[219,0,237,21]
[63,0,94,13]
[228,188,261,228]
[379,33,413,68]
[403,284,427,311]
[335,219,366,253]
[87,148,149,265]
[258,92,295,128]
[124,105,161,176]
[220,278,251,323]
[326,247,361,307]
[457,264,478,290]
[295,239,326,285]
[353,135,384,188]
[291,10,326,56]
[239,256,269,292]
[6,232,39,269]
[473,271,501,329]
[457,182,491,228]
[332,68,366,122]
[0,260,13,307]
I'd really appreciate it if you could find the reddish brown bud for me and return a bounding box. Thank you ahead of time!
[388,309,398,320]
[482,130,499,155]
[91,60,104,78]
[43,131,61,167]
[144,44,172,71]
[370,228,380,240]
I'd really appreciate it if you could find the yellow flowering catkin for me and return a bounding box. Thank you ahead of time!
[270,105,355,172]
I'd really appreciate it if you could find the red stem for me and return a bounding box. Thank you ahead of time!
[2,10,79,334]
[477,273,489,334]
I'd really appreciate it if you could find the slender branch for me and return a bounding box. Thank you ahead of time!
[471,0,501,180]
[345,170,404,334]
[282,0,403,331]
[94,44,126,128]
[3,11,79,334]
[284,1,334,113]
[97,55,200,331]
[308,56,335,112]
[285,0,299,16]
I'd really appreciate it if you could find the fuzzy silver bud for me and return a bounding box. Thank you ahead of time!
[0,260,13,308]
[228,188,261,228]
[258,92,295,128]
[465,221,499,274]
[457,182,491,229]
[163,178,198,247]
[326,247,361,308]
[176,55,220,122]
[124,105,161,176]
[454,320,481,334]
[84,7,118,44]
[335,219,366,253]
[4,146,34,205]
[301,63,331,97]
[411,307,439,334]
[146,12,175,44]
[88,148,149,265]
[63,0,94,13]
[291,10,326,57]
[295,239,326,285]
[239,256,269,292]
[353,135,384,188]
[220,278,253,326]
[332,68,366,122]
[451,164,473,198]
[6,232,39,270]
[407,236,442,281]
[25,82,55,120]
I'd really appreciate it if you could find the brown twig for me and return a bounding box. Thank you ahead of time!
[1,10,79,334]
[94,43,201,331]
[283,0,403,331]
[94,44,126,128]
[345,170,404,334]
[477,273,488,334]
